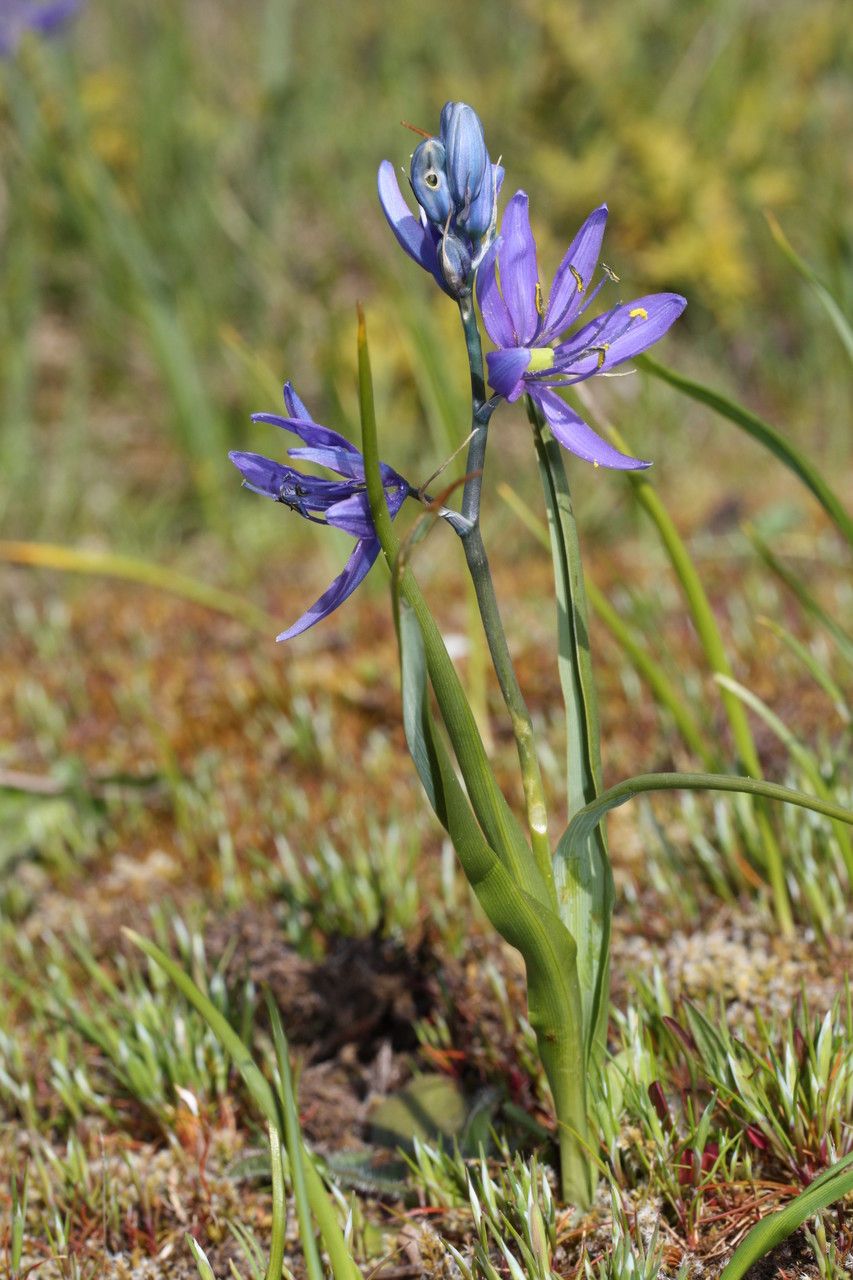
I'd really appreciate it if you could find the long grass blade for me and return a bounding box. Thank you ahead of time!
[719,1151,853,1280]
[125,930,361,1277]
[637,354,852,543]
[715,673,853,879]
[527,404,611,1060]
[0,541,274,633]
[757,615,850,724]
[265,1123,290,1280]
[765,211,853,364]
[583,398,795,930]
[746,525,853,664]
[268,1003,323,1280]
[497,480,717,766]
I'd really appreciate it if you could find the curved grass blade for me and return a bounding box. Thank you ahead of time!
[562,772,853,865]
[746,525,853,664]
[637,355,853,543]
[497,480,717,767]
[0,541,274,634]
[765,211,853,364]
[719,1151,853,1280]
[124,930,362,1280]
[527,402,611,1060]
[588,398,793,932]
[757,615,850,725]
[715,674,853,880]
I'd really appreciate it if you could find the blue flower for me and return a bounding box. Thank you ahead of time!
[0,0,83,56]
[478,193,687,470]
[378,101,503,297]
[230,383,413,641]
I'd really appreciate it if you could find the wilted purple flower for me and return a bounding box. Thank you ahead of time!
[478,193,687,469]
[378,101,503,298]
[0,0,83,55]
[230,383,413,641]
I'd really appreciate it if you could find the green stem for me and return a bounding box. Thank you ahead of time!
[358,310,547,904]
[456,295,554,898]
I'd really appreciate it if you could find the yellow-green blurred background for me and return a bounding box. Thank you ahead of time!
[2,0,850,574]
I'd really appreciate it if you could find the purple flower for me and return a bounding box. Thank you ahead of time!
[230,383,412,642]
[378,101,504,298]
[0,0,83,55]
[477,193,687,470]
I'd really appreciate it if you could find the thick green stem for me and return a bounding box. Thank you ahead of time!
[456,294,555,898]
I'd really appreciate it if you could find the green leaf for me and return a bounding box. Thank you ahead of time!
[719,1151,853,1280]
[529,405,612,1062]
[563,771,853,865]
[395,592,594,1207]
[637,354,853,544]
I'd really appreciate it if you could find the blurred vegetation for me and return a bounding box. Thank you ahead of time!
[0,0,849,557]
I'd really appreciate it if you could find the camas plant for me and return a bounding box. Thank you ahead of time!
[225,102,853,1207]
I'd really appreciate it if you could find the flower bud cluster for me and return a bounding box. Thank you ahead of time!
[409,102,498,296]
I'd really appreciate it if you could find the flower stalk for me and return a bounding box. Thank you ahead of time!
[457,292,554,897]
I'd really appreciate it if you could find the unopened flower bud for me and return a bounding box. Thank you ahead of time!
[439,101,488,213]
[439,229,472,296]
[410,138,452,226]
[461,162,496,239]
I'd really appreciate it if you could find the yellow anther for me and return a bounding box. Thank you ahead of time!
[569,265,585,293]
[593,460,600,469]
[535,281,545,317]
[629,307,648,320]
[591,342,610,370]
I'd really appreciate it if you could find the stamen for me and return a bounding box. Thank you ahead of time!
[535,282,545,317]
[601,262,620,283]
[569,265,585,294]
[629,306,648,320]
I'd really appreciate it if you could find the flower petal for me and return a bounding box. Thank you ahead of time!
[543,205,608,340]
[558,293,687,377]
[325,492,374,537]
[533,388,651,470]
[276,539,381,642]
[326,482,408,538]
[251,412,360,459]
[287,445,366,480]
[498,192,540,346]
[486,347,531,400]
[476,238,515,348]
[377,160,449,294]
[282,381,312,421]
[229,450,287,499]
